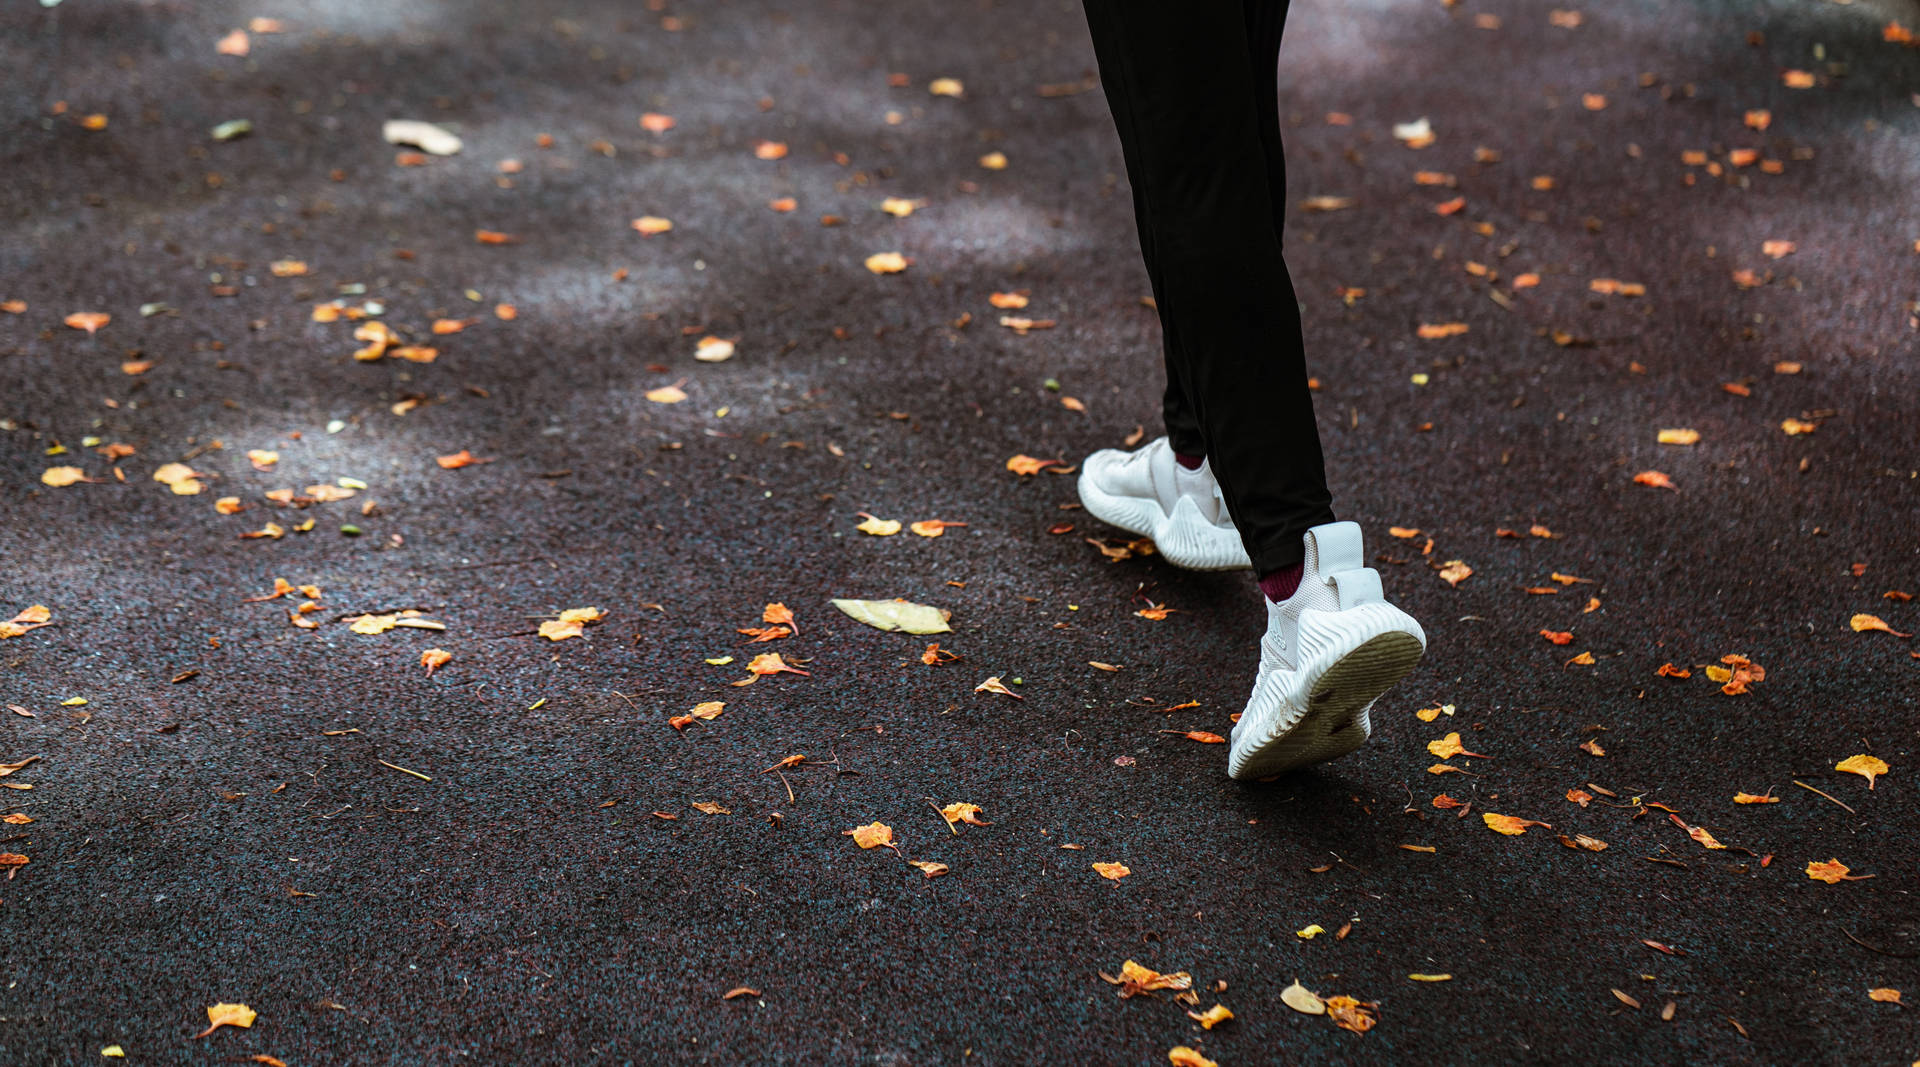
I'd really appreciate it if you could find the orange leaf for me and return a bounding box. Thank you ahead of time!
[1806,858,1870,883]
[1566,788,1592,807]
[1633,470,1677,490]
[420,648,451,677]
[974,675,1021,699]
[940,802,990,827]
[754,140,789,160]
[1092,861,1130,881]
[639,112,676,133]
[194,1002,257,1038]
[431,318,471,335]
[1732,791,1778,804]
[1417,322,1469,339]
[436,450,491,469]
[747,652,808,676]
[474,230,518,245]
[631,216,673,236]
[1006,454,1062,476]
[216,29,250,56]
[1540,629,1574,645]
[1868,988,1902,1004]
[64,312,110,335]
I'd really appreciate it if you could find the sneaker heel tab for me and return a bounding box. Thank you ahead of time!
[1330,567,1384,609]
[1305,520,1366,573]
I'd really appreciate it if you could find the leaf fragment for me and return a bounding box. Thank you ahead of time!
[830,598,951,634]
[1834,754,1889,788]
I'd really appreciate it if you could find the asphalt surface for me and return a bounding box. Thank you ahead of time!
[4,0,1919,1063]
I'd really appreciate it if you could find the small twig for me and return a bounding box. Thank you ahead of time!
[927,797,957,835]
[1844,928,1920,958]
[776,770,795,805]
[378,759,432,782]
[1793,779,1855,814]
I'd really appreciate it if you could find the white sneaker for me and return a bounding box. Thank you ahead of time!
[1076,437,1252,571]
[1228,521,1426,779]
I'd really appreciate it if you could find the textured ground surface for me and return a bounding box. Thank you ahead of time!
[3,0,1919,1063]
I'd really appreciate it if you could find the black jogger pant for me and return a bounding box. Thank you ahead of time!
[1081,0,1334,574]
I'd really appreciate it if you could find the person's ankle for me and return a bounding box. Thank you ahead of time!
[1259,563,1304,603]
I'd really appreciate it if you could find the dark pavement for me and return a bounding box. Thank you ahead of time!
[3,0,1919,1062]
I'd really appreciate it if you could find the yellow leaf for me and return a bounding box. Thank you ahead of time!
[195,1002,257,1038]
[879,197,924,218]
[1849,614,1911,638]
[974,675,1021,699]
[631,215,673,235]
[940,802,989,826]
[977,151,1008,170]
[350,614,398,635]
[691,701,725,720]
[1732,791,1779,804]
[419,648,452,676]
[1408,973,1453,982]
[40,466,87,487]
[1482,812,1549,835]
[1296,924,1325,939]
[844,822,894,849]
[1417,322,1469,339]
[855,513,902,536]
[101,1046,125,1058]
[646,384,688,404]
[1657,428,1700,445]
[1188,1004,1234,1029]
[1436,560,1473,586]
[1868,988,1902,1004]
[1835,754,1889,788]
[1427,732,1486,759]
[864,252,910,274]
[1168,1048,1217,1067]
[1092,861,1130,881]
[928,77,964,97]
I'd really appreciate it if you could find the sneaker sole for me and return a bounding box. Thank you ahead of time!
[1076,469,1252,572]
[1229,609,1426,780]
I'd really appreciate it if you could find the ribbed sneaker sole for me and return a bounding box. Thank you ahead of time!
[1229,624,1425,780]
[1077,472,1251,572]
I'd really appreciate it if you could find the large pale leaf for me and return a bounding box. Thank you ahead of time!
[831,598,951,634]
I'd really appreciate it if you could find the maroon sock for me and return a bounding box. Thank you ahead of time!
[1174,451,1205,471]
[1259,563,1304,603]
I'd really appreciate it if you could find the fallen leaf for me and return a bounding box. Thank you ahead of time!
[1393,116,1435,148]
[194,1002,258,1038]
[631,215,673,236]
[384,119,463,155]
[215,28,250,55]
[909,860,949,878]
[1296,924,1326,939]
[1482,812,1550,835]
[747,652,808,676]
[844,822,896,851]
[1657,428,1700,446]
[1417,322,1469,339]
[1408,973,1453,982]
[1806,858,1865,883]
[1006,454,1063,476]
[646,383,688,404]
[436,450,489,469]
[978,151,1008,170]
[640,112,676,133]
[754,140,789,160]
[723,986,760,1000]
[474,230,518,245]
[1868,988,1902,1004]
[694,336,735,363]
[1282,980,1326,1015]
[1092,861,1130,881]
[1633,470,1678,490]
[1835,754,1889,788]
[1324,995,1378,1034]
[1428,732,1488,759]
[1168,1048,1217,1067]
[420,649,451,677]
[831,598,951,634]
[1541,629,1574,645]
[39,467,88,488]
[1188,1003,1234,1029]
[940,802,990,827]
[1850,614,1911,638]
[1300,195,1355,212]
[1733,791,1779,805]
[1436,560,1473,587]
[1560,834,1609,851]
[64,312,110,335]
[974,675,1022,699]
[864,252,910,274]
